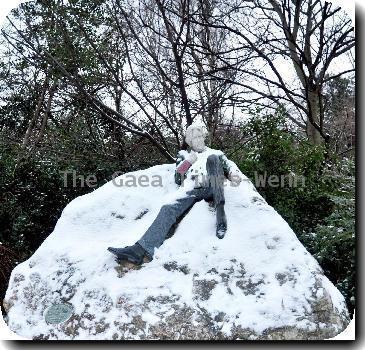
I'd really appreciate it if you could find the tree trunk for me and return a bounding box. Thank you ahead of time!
[22,76,49,149]
[306,90,324,145]
[34,79,58,146]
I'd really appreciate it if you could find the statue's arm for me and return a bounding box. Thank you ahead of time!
[174,152,186,185]
[219,153,244,185]
[219,154,231,179]
[174,150,197,185]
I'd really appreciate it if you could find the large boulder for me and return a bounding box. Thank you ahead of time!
[3,164,349,340]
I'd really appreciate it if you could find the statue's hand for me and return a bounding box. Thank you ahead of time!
[187,151,198,164]
[228,171,243,186]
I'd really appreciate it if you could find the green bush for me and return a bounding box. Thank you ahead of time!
[0,140,120,307]
[302,158,355,315]
[0,129,166,310]
[0,141,122,258]
[227,111,355,316]
[233,112,334,233]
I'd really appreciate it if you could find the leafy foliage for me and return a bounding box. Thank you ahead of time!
[302,159,356,315]
[227,111,355,316]
[232,112,334,233]
[0,126,165,309]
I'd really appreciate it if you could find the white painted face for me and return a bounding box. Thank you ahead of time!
[190,129,206,152]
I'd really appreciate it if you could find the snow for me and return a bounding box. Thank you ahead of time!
[4,151,349,339]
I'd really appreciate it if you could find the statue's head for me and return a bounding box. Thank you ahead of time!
[185,124,207,152]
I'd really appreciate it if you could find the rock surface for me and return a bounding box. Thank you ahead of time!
[3,163,349,340]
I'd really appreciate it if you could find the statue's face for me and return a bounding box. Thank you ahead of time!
[190,129,206,152]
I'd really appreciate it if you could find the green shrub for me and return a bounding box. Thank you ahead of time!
[0,131,166,311]
[0,140,120,308]
[232,112,334,234]
[302,158,355,315]
[227,111,355,316]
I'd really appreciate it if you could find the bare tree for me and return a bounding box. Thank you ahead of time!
[3,1,176,161]
[186,0,239,140]
[186,0,355,145]
[3,0,353,153]
[108,0,239,144]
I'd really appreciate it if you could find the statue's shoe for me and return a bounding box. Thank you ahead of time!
[107,243,147,265]
[216,223,227,239]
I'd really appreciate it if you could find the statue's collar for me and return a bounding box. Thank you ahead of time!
[192,146,207,153]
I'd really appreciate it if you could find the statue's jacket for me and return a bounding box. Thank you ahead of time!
[174,147,241,187]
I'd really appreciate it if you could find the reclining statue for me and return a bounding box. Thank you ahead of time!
[108,124,243,265]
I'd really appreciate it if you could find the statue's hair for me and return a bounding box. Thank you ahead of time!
[185,124,208,146]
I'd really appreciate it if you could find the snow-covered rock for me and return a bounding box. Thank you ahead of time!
[3,163,349,340]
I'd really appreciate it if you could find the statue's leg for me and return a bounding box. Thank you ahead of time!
[206,155,225,206]
[206,155,227,238]
[137,188,210,258]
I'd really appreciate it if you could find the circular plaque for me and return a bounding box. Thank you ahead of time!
[44,303,74,324]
